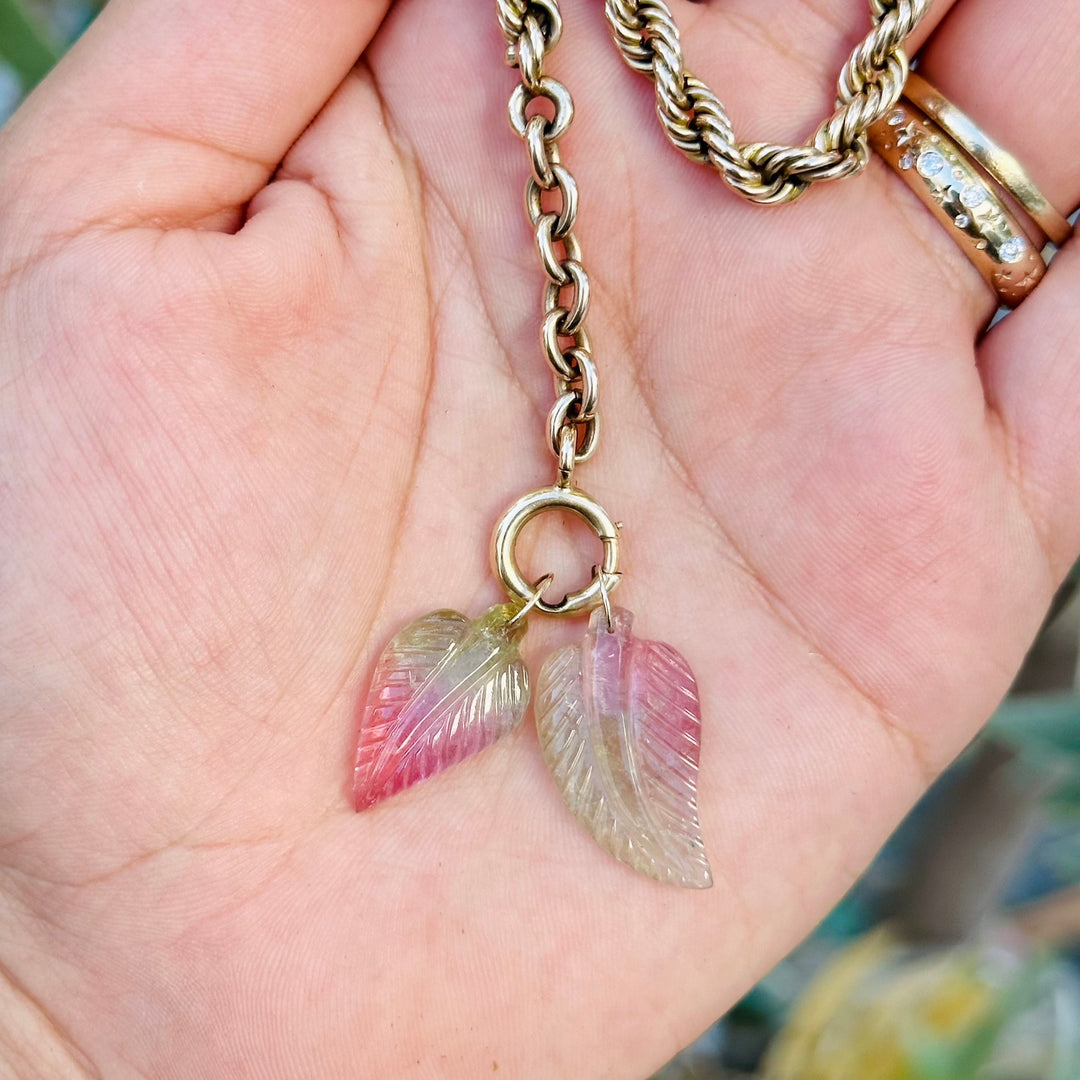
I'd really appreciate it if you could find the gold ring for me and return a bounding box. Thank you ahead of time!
[903,74,1073,247]
[869,101,1046,308]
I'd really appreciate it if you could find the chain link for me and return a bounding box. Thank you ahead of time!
[499,0,598,482]
[496,0,929,484]
[605,0,930,204]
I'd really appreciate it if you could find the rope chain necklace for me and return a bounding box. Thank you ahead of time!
[349,0,929,888]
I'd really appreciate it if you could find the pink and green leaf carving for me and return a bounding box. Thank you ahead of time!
[535,607,712,888]
[353,603,530,809]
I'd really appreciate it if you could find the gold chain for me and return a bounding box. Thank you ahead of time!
[495,0,929,481]
[498,0,598,488]
[606,0,930,204]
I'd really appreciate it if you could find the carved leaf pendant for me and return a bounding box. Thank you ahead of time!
[535,607,712,888]
[353,602,530,809]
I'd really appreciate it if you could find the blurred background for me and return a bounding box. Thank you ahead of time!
[4,3,1079,1077]
[0,0,99,122]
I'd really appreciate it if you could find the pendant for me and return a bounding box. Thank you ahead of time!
[353,601,531,809]
[534,606,712,889]
[352,484,711,889]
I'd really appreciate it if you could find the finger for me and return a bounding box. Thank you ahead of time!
[979,245,1080,578]
[0,0,391,233]
[914,0,1080,575]
[228,63,428,359]
[918,0,1080,213]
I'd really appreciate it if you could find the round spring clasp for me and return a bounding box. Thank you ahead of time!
[492,486,620,617]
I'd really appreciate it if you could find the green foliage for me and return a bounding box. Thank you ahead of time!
[990,694,1080,807]
[990,693,1080,881]
[0,0,60,90]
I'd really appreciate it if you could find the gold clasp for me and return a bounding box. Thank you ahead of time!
[492,486,620,617]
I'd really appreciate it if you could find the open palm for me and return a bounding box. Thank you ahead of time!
[2,0,1078,1076]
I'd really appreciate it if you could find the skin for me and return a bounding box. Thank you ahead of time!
[1,0,1078,1075]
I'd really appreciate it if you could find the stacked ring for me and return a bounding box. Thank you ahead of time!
[868,75,1072,308]
[903,74,1072,247]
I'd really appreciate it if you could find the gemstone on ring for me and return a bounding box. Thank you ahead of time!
[960,184,989,209]
[999,236,1027,263]
[916,150,947,179]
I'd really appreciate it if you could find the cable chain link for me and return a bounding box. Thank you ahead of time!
[605,0,931,204]
[499,0,598,479]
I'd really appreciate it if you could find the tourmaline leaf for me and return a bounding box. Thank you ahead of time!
[353,602,530,809]
[534,607,712,888]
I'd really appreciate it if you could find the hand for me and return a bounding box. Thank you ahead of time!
[1,1,1077,1075]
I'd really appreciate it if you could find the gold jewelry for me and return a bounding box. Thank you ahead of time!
[903,73,1073,247]
[869,102,1046,308]
[604,0,931,204]
[351,0,713,890]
